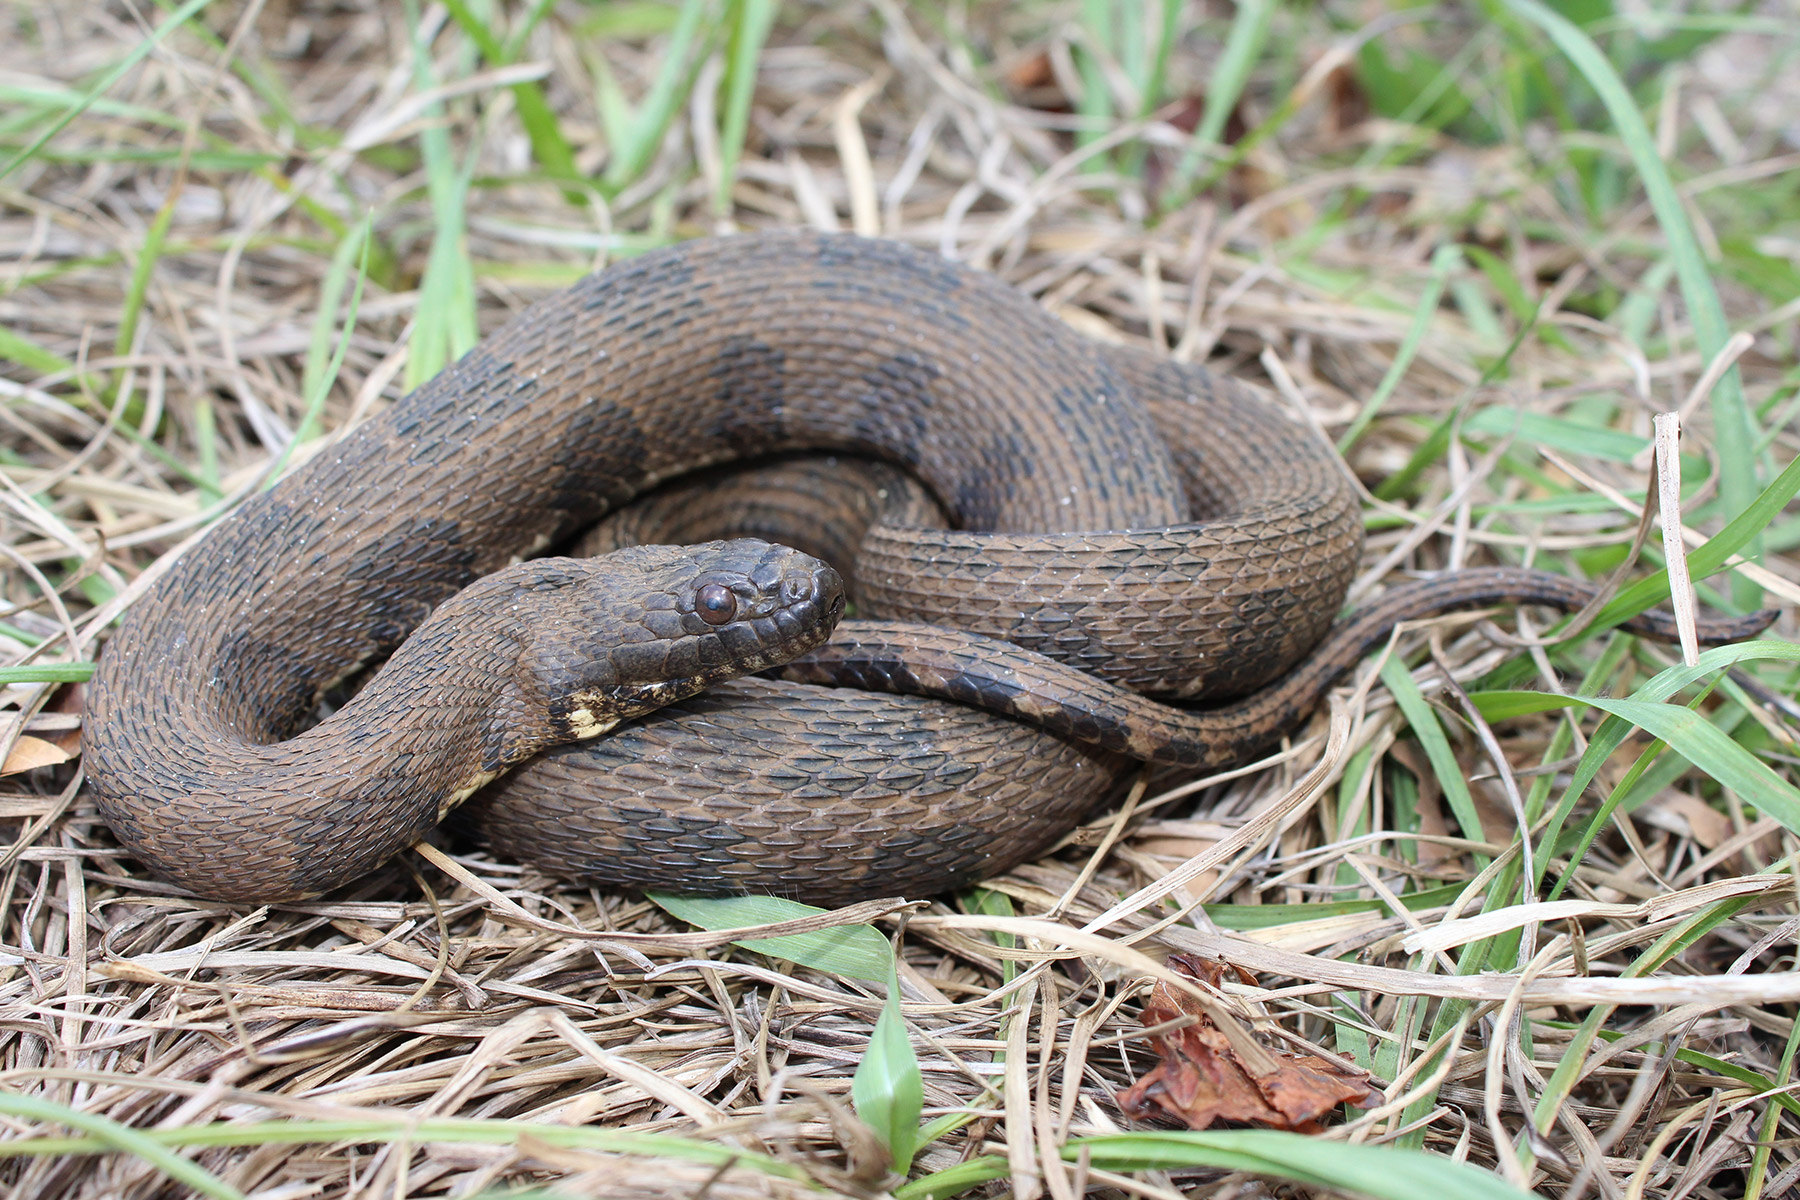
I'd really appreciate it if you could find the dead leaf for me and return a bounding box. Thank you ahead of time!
[1316,53,1369,139]
[2,735,71,775]
[1117,954,1383,1132]
[1004,49,1053,93]
[1636,790,1733,849]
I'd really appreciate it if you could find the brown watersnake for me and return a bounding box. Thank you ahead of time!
[80,231,1774,903]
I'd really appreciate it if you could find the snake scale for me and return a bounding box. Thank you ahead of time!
[82,232,1773,903]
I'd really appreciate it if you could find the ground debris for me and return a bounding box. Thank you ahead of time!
[1118,953,1382,1133]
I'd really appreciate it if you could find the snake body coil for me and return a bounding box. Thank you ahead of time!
[82,232,1769,904]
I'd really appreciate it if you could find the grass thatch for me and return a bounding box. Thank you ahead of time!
[3,2,1799,1197]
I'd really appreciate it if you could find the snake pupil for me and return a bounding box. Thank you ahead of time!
[696,583,737,625]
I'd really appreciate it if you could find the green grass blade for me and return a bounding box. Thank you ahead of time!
[0,0,218,183]
[1616,1043,1800,1118]
[1462,243,1575,353]
[1118,0,1182,179]
[603,0,712,191]
[299,219,373,436]
[504,80,580,193]
[262,218,371,485]
[648,892,895,981]
[441,0,581,195]
[1074,0,1116,170]
[0,327,79,380]
[403,0,480,389]
[0,1116,811,1181]
[579,2,686,39]
[1450,271,1505,351]
[591,48,634,158]
[961,886,1018,984]
[898,1129,1540,1200]
[1613,255,1677,347]
[1525,890,1763,1177]
[1338,244,1462,452]
[1371,305,1542,502]
[1580,694,1800,831]
[1503,0,1760,605]
[716,0,779,214]
[437,0,505,61]
[1165,0,1274,196]
[0,663,96,684]
[150,0,319,146]
[115,196,178,369]
[3,146,281,170]
[0,85,185,132]
[1747,1017,1800,1195]
[0,1092,246,1200]
[193,392,221,503]
[499,0,560,58]
[851,961,923,1175]
[1474,641,1800,897]
[1584,451,1800,633]
[1461,407,1647,462]
[1382,654,1487,848]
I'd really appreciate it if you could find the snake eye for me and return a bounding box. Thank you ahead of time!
[695,583,738,626]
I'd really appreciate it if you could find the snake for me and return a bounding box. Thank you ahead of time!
[80,231,1774,904]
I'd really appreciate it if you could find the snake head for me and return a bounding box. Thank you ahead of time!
[525,539,845,741]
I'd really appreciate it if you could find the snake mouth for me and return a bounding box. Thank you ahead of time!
[596,678,711,721]
[812,565,846,626]
[766,558,844,653]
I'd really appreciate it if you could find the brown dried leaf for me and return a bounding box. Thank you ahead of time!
[1636,791,1733,849]
[1317,54,1370,139]
[1118,953,1383,1132]
[2,734,71,775]
[1004,48,1053,92]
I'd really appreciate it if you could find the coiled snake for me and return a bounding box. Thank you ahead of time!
[81,232,1772,903]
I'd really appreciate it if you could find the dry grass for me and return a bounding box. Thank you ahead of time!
[4,2,1800,1198]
